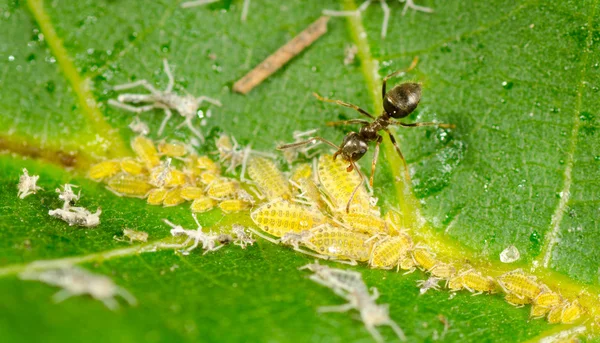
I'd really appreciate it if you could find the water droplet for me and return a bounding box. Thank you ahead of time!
[502,81,514,90]
[8,55,14,61]
[161,43,170,53]
[594,155,600,161]
[87,48,94,55]
[593,63,599,69]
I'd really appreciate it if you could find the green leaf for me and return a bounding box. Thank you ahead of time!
[1,0,599,342]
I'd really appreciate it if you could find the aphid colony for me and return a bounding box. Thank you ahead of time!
[88,135,256,214]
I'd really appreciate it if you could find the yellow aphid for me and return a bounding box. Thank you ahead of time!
[303,224,373,262]
[290,163,313,184]
[247,157,291,200]
[218,199,250,213]
[497,269,542,300]
[147,188,168,205]
[530,305,549,318]
[412,245,438,271]
[250,200,327,237]
[165,169,187,188]
[180,186,204,200]
[191,196,216,213]
[399,256,416,271]
[369,234,413,270]
[163,188,184,207]
[317,154,370,212]
[89,160,120,181]
[561,300,583,324]
[196,155,220,173]
[122,228,148,243]
[430,262,456,279]
[534,289,562,309]
[505,293,532,307]
[449,269,495,294]
[340,211,387,235]
[158,141,187,157]
[547,304,564,324]
[296,178,327,210]
[107,174,153,198]
[120,158,145,175]
[207,178,239,199]
[199,171,219,185]
[132,135,160,168]
[383,210,404,235]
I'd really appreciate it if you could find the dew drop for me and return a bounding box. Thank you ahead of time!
[502,81,514,90]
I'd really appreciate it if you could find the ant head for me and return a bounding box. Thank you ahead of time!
[335,132,368,162]
[383,82,421,118]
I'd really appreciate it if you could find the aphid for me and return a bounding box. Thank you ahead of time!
[181,0,252,22]
[17,168,42,199]
[190,196,216,213]
[383,209,404,235]
[530,304,550,319]
[88,161,120,181]
[250,200,327,238]
[505,293,532,307]
[340,211,387,235]
[399,256,416,272]
[158,141,188,157]
[55,184,81,209]
[231,224,255,249]
[114,228,149,243]
[149,158,173,188]
[429,262,456,279]
[369,233,413,270]
[163,214,226,255]
[547,303,565,324]
[108,59,221,140]
[164,169,187,188]
[301,262,406,343]
[497,269,542,300]
[448,269,495,295]
[316,154,370,213]
[290,163,313,184]
[561,300,583,324]
[180,186,204,200]
[147,188,168,205]
[206,178,240,200]
[279,59,453,212]
[195,155,220,173]
[534,288,563,309]
[290,224,374,263]
[49,206,102,228]
[323,0,433,39]
[19,267,136,310]
[131,135,160,169]
[128,116,150,135]
[215,134,275,177]
[119,158,145,176]
[247,157,291,201]
[417,276,441,295]
[218,199,250,213]
[294,177,328,210]
[411,245,438,271]
[163,188,185,207]
[199,170,219,185]
[107,174,153,198]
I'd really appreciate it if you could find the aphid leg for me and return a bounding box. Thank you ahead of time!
[379,0,390,39]
[346,160,365,213]
[247,227,281,245]
[384,129,411,182]
[365,324,385,343]
[108,100,157,114]
[202,244,225,256]
[326,119,371,127]
[158,108,173,136]
[387,320,407,342]
[180,0,219,8]
[100,297,120,311]
[318,302,355,313]
[196,95,222,107]
[382,57,419,98]
[52,289,75,303]
[370,286,380,300]
[358,0,373,12]
[239,146,252,182]
[401,0,434,16]
[112,79,159,94]
[369,135,383,187]
[394,120,456,129]
[292,246,334,261]
[241,0,251,22]
[278,136,339,151]
[116,286,138,306]
[313,92,375,119]
[176,116,205,142]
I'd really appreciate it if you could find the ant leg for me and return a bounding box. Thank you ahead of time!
[382,56,419,99]
[326,119,370,127]
[369,135,383,187]
[392,120,456,129]
[313,92,375,119]
[163,59,175,93]
[380,0,390,39]
[278,137,339,151]
[346,160,365,213]
[158,108,173,136]
[384,129,411,182]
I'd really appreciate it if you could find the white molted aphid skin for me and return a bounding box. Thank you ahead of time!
[231,224,255,249]
[163,214,226,255]
[128,116,150,135]
[417,276,441,295]
[500,245,521,263]
[49,184,101,228]
[19,267,136,310]
[108,59,221,141]
[56,184,81,209]
[17,168,42,199]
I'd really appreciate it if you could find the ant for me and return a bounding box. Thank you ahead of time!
[278,58,454,212]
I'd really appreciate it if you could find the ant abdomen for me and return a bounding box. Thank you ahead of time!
[383,82,422,119]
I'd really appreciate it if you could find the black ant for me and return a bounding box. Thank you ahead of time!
[278,58,455,212]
